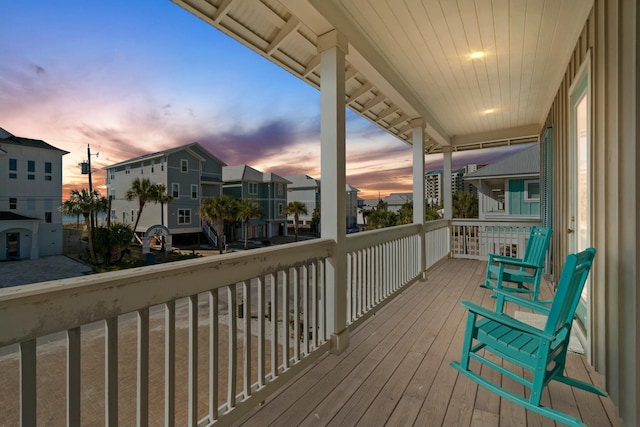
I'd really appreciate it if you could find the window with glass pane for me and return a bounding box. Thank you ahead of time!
[525,180,540,201]
[178,209,191,224]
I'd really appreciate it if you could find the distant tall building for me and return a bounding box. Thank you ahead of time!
[425,164,483,206]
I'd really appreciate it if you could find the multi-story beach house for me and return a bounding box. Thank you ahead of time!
[383,192,413,214]
[285,175,360,233]
[0,128,68,260]
[223,165,290,240]
[284,174,320,230]
[464,144,540,222]
[104,143,226,243]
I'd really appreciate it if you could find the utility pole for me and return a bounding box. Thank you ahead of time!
[81,145,99,231]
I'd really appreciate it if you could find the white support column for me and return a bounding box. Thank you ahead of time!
[443,148,453,220]
[411,119,427,279]
[318,29,349,354]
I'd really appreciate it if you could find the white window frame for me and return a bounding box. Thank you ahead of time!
[524,180,541,201]
[248,182,258,195]
[278,203,284,215]
[181,159,188,173]
[172,183,179,198]
[178,209,191,225]
[191,184,198,199]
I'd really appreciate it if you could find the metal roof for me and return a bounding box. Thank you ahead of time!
[0,127,69,154]
[104,142,226,169]
[464,144,540,180]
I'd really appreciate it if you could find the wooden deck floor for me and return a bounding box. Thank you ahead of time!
[234,258,623,427]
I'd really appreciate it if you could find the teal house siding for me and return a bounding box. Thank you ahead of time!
[508,179,540,217]
[223,184,242,199]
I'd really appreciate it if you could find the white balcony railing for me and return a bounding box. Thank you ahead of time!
[450,219,542,260]
[0,221,450,427]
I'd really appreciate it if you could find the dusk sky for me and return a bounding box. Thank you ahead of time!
[1,0,530,200]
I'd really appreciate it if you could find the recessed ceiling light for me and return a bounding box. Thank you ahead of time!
[469,51,485,59]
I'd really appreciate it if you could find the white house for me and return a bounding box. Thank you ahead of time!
[104,143,226,243]
[383,192,413,214]
[0,127,68,260]
[345,183,359,230]
[284,174,320,230]
[285,175,359,232]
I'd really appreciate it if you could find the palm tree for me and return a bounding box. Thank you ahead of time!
[200,195,237,254]
[151,183,172,251]
[311,206,321,237]
[453,191,479,218]
[284,201,308,242]
[59,188,106,264]
[397,201,413,225]
[126,177,155,236]
[236,198,263,249]
[359,208,372,227]
[93,223,134,266]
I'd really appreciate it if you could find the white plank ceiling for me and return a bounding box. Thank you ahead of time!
[172,0,593,152]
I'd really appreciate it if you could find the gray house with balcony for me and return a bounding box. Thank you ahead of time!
[105,142,226,242]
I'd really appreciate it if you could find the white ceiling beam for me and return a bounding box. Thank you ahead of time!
[386,114,409,128]
[266,16,300,55]
[213,0,234,23]
[376,104,399,121]
[360,92,385,111]
[344,65,358,81]
[347,81,372,102]
[302,55,320,77]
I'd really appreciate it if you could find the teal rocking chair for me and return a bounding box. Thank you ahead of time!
[452,248,605,427]
[481,226,552,301]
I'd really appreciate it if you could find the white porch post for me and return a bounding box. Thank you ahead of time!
[443,148,453,220]
[411,119,427,278]
[318,29,349,354]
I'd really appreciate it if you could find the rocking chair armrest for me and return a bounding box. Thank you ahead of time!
[488,254,525,264]
[461,301,556,341]
[492,289,552,315]
[491,257,541,270]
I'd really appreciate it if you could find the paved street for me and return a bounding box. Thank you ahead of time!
[0,255,92,288]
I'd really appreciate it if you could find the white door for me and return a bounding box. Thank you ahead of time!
[568,62,591,348]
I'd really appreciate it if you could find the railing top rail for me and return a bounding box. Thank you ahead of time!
[0,239,333,347]
[451,219,542,227]
[346,223,422,251]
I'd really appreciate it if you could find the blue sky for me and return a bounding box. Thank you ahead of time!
[0,0,527,199]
